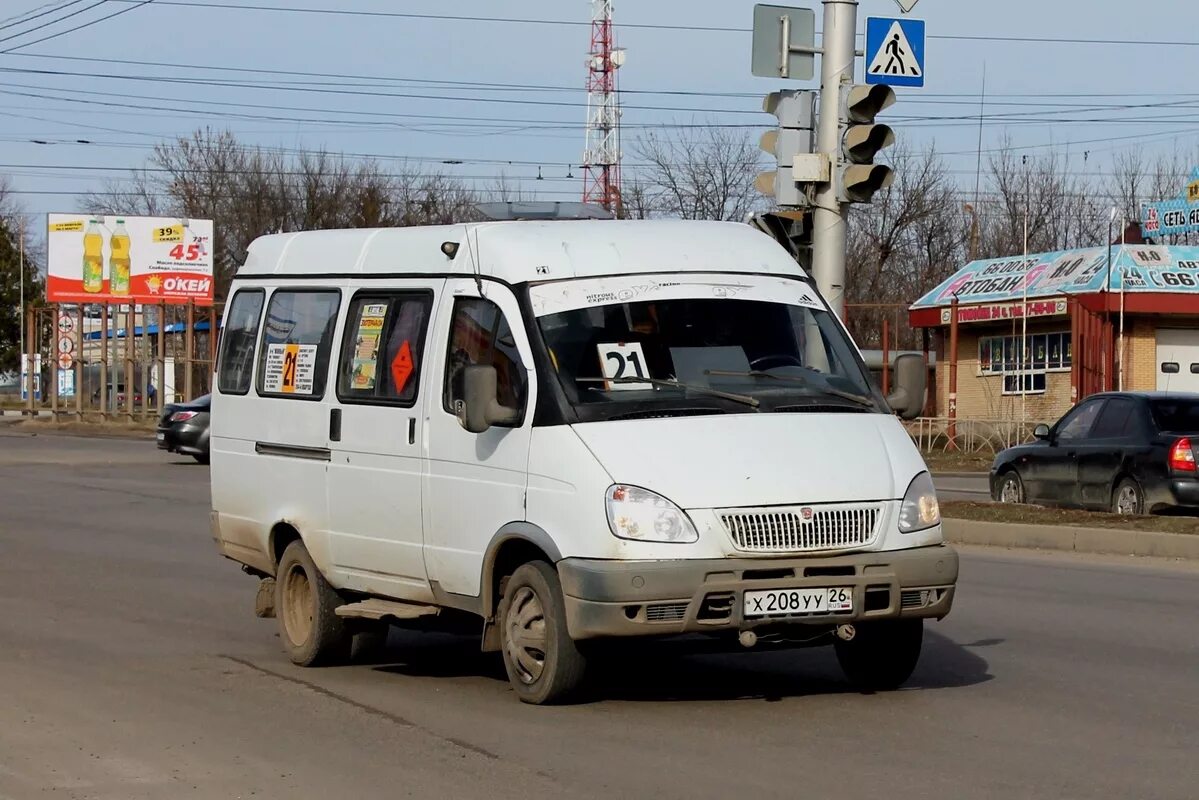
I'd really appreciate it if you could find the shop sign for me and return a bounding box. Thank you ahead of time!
[940,298,1068,325]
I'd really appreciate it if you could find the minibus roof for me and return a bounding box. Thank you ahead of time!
[236,220,809,285]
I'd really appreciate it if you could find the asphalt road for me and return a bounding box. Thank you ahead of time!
[933,472,992,502]
[1,432,1197,800]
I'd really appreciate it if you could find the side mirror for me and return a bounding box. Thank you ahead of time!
[1033,423,1051,441]
[456,365,520,434]
[885,353,927,421]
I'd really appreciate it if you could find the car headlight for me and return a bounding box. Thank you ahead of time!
[605,485,699,544]
[898,472,940,533]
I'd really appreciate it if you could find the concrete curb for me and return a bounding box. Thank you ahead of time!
[943,518,1199,559]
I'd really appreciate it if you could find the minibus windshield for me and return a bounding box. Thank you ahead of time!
[529,273,882,422]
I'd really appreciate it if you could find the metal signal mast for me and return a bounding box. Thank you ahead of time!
[582,0,624,214]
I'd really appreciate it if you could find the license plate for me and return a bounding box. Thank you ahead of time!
[156,432,165,442]
[743,587,853,618]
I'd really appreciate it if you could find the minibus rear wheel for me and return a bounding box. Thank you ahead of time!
[276,540,351,666]
[834,618,923,691]
[498,561,587,705]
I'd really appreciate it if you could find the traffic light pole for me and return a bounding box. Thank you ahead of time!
[811,0,858,320]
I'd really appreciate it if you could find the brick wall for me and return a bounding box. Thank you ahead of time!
[1121,316,1199,391]
[1124,318,1157,391]
[935,321,1073,423]
[928,313,1199,418]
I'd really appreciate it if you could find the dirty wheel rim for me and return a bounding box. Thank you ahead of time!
[1116,485,1139,515]
[1000,476,1021,503]
[505,586,547,685]
[281,562,314,648]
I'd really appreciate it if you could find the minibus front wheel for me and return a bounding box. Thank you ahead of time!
[833,618,923,691]
[498,561,588,705]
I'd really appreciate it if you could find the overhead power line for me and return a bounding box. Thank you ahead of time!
[9,53,1199,109]
[1,0,157,54]
[0,0,90,31]
[0,0,107,45]
[0,67,764,115]
[6,63,1199,117]
[10,79,1199,136]
[94,0,1199,48]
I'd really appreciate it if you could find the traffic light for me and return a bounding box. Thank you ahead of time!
[755,89,815,208]
[838,84,896,204]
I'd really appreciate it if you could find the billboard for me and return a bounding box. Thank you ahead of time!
[911,245,1199,310]
[46,214,214,305]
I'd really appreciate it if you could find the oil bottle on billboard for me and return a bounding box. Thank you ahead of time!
[82,219,104,293]
[110,218,131,295]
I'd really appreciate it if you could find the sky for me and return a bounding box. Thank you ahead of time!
[3,0,1199,249]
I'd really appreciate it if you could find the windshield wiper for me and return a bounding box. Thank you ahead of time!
[704,369,876,409]
[577,376,760,408]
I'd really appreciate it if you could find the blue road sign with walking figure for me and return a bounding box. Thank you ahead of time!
[865,17,925,88]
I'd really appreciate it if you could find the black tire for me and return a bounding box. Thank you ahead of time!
[498,561,587,705]
[275,540,351,666]
[996,469,1024,504]
[834,619,923,691]
[1112,477,1145,516]
[192,453,210,465]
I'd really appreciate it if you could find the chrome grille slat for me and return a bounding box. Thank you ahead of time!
[719,503,882,554]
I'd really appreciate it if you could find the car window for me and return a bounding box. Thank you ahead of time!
[337,293,432,406]
[257,290,340,399]
[443,297,526,419]
[1056,399,1105,441]
[218,289,265,395]
[1150,398,1199,433]
[1090,398,1137,439]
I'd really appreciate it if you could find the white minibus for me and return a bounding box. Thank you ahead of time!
[210,217,957,704]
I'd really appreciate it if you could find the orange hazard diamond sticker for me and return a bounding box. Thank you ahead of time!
[391,340,414,392]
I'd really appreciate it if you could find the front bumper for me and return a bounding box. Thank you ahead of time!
[558,545,958,640]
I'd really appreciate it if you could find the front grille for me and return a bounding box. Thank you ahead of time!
[720,503,881,553]
[645,602,688,623]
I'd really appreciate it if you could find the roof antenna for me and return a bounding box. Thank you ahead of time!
[465,224,485,296]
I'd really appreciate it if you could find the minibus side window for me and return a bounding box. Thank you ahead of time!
[217,289,265,395]
[443,298,526,420]
[256,290,340,399]
[336,293,433,406]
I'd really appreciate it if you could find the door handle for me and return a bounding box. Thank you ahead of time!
[408,417,416,445]
[329,408,342,442]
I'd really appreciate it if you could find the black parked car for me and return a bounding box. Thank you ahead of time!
[990,392,1199,515]
[157,394,211,464]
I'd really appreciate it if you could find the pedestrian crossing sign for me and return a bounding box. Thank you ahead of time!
[865,16,925,88]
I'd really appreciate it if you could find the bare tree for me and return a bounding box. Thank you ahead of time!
[1105,145,1197,244]
[632,125,766,221]
[0,176,45,372]
[91,129,483,298]
[486,173,532,203]
[617,180,655,220]
[845,145,964,350]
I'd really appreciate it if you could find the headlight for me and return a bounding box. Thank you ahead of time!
[898,472,940,533]
[605,485,699,544]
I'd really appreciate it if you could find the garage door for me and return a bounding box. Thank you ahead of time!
[1155,329,1199,392]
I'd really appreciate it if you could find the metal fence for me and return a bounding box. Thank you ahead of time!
[904,416,1050,454]
[5,303,220,422]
